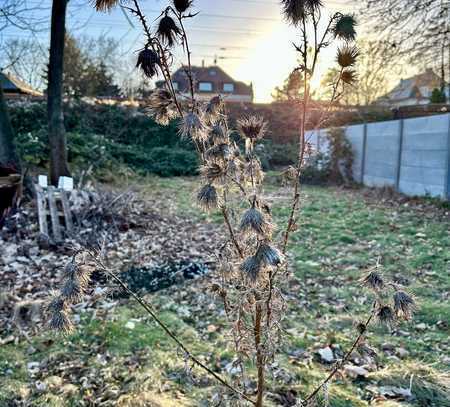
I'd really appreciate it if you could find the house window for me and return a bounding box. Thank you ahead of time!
[223,83,234,92]
[209,69,217,76]
[172,82,179,90]
[199,82,213,92]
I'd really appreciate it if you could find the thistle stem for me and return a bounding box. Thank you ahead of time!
[221,205,244,258]
[302,308,375,405]
[90,253,256,405]
[254,298,265,407]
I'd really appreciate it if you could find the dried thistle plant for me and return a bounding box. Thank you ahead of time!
[47,1,416,406]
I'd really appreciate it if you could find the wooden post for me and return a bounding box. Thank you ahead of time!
[47,186,62,242]
[395,119,405,192]
[360,123,368,184]
[60,190,73,234]
[34,185,49,237]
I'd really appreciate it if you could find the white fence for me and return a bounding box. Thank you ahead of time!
[306,113,450,199]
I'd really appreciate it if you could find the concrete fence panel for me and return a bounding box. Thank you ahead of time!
[345,124,365,183]
[363,120,401,187]
[399,114,450,198]
[303,113,450,199]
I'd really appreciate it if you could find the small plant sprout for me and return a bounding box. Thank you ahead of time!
[47,0,417,405]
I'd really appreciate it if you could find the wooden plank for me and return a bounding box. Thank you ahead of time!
[60,190,74,234]
[47,186,62,242]
[34,184,48,237]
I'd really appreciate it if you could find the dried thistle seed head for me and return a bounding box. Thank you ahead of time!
[240,256,262,281]
[147,89,178,125]
[205,95,224,119]
[340,69,357,85]
[282,166,298,182]
[240,206,272,236]
[197,184,219,211]
[337,45,359,68]
[94,0,119,11]
[209,123,229,143]
[393,291,416,320]
[237,116,267,140]
[201,162,227,183]
[136,49,160,79]
[206,143,231,161]
[333,14,357,41]
[179,112,208,140]
[173,0,193,13]
[377,305,395,325]
[63,259,78,280]
[49,309,74,334]
[362,270,385,290]
[157,15,181,47]
[281,0,323,25]
[60,279,85,303]
[48,297,73,334]
[47,296,66,314]
[256,243,282,267]
[63,259,92,290]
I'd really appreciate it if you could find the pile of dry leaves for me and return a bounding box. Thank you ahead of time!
[0,186,221,336]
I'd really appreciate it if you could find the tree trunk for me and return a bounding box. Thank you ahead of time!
[48,0,70,186]
[0,83,20,171]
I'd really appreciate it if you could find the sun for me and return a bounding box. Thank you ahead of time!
[232,22,298,103]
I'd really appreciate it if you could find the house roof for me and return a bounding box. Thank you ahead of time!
[378,69,446,103]
[0,72,42,96]
[164,65,253,96]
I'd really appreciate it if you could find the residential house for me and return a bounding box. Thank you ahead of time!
[0,71,43,97]
[156,65,253,103]
[376,68,449,107]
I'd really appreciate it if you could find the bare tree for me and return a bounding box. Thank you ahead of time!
[362,0,450,96]
[47,0,70,185]
[1,38,47,90]
[0,0,47,171]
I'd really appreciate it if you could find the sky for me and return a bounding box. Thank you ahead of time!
[1,0,360,102]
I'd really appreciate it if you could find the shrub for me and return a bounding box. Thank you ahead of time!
[326,127,354,184]
[300,152,331,185]
[9,100,197,177]
[430,88,447,104]
[142,147,199,177]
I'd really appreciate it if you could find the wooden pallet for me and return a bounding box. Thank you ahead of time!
[35,184,74,242]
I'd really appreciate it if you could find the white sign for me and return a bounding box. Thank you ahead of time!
[58,176,74,191]
[38,175,48,188]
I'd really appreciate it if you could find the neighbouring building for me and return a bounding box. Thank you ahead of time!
[376,68,449,107]
[156,65,253,103]
[0,72,43,98]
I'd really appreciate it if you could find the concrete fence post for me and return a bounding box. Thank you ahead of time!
[445,114,450,200]
[395,119,405,192]
[360,123,368,184]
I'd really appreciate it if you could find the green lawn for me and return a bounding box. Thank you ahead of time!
[1,176,449,406]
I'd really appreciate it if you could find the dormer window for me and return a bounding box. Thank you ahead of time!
[209,69,217,76]
[199,82,213,92]
[223,83,234,92]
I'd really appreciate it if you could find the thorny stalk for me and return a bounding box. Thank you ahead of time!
[51,1,414,406]
[89,251,256,405]
[302,305,376,405]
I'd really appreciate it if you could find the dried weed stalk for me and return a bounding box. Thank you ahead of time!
[48,1,416,405]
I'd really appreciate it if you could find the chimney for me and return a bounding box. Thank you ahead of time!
[202,59,205,68]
